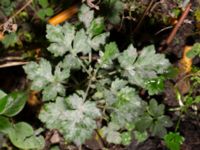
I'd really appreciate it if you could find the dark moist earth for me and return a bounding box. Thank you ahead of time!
[0,0,200,149]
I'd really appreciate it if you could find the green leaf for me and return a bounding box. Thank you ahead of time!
[0,116,12,134]
[135,99,173,138]
[0,0,15,16]
[99,80,145,128]
[99,42,119,67]
[0,0,11,6]
[118,44,137,68]
[37,9,46,20]
[163,66,179,79]
[109,86,145,127]
[23,59,70,101]
[185,96,194,106]
[39,94,100,145]
[42,83,65,101]
[62,54,81,69]
[0,91,27,117]
[89,32,110,51]
[0,90,7,99]
[46,19,109,56]
[171,8,181,18]
[46,23,75,56]
[157,116,173,128]
[134,131,148,143]
[125,122,135,131]
[78,4,94,28]
[106,131,121,144]
[148,99,165,117]
[51,145,60,150]
[46,25,64,43]
[102,0,123,24]
[87,17,105,37]
[144,76,165,95]
[121,132,132,145]
[187,43,200,58]
[119,45,171,88]
[101,122,121,144]
[73,29,91,54]
[45,7,54,16]
[38,0,48,8]
[54,62,70,82]
[8,122,45,149]
[135,115,153,132]
[1,32,18,48]
[150,121,167,137]
[164,132,184,150]
[194,96,200,104]
[149,116,173,137]
[135,45,170,78]
[23,58,53,91]
[148,111,172,137]
[111,78,128,93]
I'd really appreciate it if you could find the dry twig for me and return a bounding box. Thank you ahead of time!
[159,2,192,51]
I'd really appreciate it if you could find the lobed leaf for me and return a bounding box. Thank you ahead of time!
[1,32,18,48]
[101,122,121,144]
[164,132,184,150]
[87,17,105,38]
[89,32,110,51]
[135,99,173,138]
[102,0,124,24]
[148,99,165,117]
[144,76,165,95]
[23,59,70,101]
[46,23,75,56]
[38,0,48,8]
[73,29,91,55]
[109,86,145,127]
[119,45,170,88]
[78,4,94,28]
[39,94,100,145]
[99,42,119,67]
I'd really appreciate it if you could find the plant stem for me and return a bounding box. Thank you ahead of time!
[74,54,92,76]
[83,76,93,101]
[83,68,99,101]
[175,110,183,132]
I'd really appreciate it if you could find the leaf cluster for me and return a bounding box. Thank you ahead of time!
[164,132,184,150]
[37,0,54,20]
[23,4,173,147]
[0,0,15,16]
[135,99,173,137]
[0,90,44,149]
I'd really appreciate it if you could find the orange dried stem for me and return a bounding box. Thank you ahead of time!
[48,5,78,26]
[0,32,4,41]
[179,46,192,73]
[166,3,192,45]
